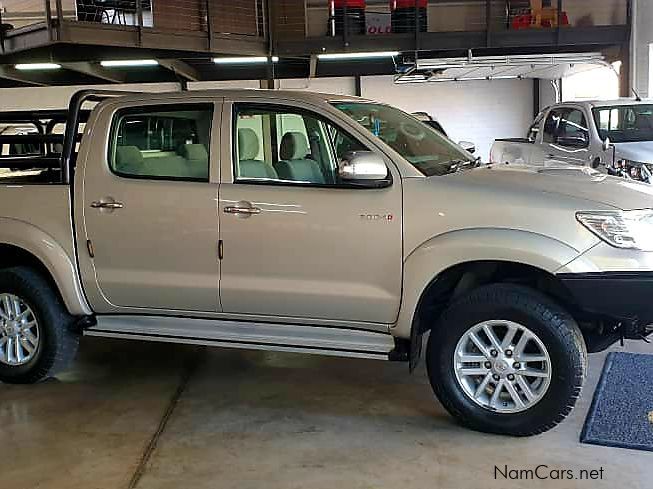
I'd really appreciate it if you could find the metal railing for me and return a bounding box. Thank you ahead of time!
[0,0,267,45]
[301,0,630,39]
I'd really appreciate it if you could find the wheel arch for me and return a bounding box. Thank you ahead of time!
[0,219,91,316]
[394,229,585,341]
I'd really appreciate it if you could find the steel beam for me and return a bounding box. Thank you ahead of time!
[0,66,47,86]
[60,62,128,83]
[157,59,202,82]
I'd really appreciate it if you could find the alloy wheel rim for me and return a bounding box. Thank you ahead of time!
[453,320,552,414]
[0,293,40,367]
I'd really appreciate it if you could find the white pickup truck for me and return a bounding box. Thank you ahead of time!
[1,89,653,437]
[490,99,653,184]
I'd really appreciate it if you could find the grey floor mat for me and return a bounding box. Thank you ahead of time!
[581,352,653,452]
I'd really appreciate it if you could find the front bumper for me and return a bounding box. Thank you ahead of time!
[558,272,653,328]
[608,165,653,184]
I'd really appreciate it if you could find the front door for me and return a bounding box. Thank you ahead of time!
[543,107,592,166]
[218,101,403,324]
[80,102,221,313]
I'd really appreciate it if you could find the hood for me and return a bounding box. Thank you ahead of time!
[448,164,653,210]
[614,141,653,164]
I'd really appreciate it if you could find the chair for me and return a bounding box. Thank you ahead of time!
[275,132,325,184]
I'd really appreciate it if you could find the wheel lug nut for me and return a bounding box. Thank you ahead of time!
[490,350,498,357]
[513,362,521,369]
[505,350,513,357]
[493,374,500,381]
[507,374,515,381]
[484,362,492,369]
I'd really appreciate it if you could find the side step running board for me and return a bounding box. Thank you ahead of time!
[85,316,395,360]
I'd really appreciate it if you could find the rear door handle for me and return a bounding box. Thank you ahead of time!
[91,201,124,210]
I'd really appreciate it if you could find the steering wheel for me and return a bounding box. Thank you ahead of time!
[399,121,425,142]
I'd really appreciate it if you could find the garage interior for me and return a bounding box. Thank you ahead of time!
[1,0,653,488]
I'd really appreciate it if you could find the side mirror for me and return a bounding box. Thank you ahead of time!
[338,151,390,188]
[602,137,612,152]
[459,141,476,154]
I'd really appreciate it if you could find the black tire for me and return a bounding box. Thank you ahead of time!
[426,284,587,436]
[0,266,79,384]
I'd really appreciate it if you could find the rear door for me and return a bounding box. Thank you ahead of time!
[78,98,222,313]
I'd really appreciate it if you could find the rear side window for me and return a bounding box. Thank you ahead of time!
[109,104,213,182]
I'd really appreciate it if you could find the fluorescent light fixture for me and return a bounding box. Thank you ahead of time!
[213,56,279,64]
[15,63,61,71]
[318,51,400,61]
[100,59,159,67]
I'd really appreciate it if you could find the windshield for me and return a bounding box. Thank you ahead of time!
[592,104,653,143]
[332,102,474,177]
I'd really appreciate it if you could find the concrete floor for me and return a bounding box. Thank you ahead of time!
[2,337,652,489]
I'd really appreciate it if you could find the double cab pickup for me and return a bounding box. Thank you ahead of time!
[1,90,653,436]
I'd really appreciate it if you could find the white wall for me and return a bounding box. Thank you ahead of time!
[279,77,356,95]
[649,43,653,97]
[0,75,533,160]
[562,65,620,102]
[633,0,653,98]
[361,76,534,160]
[0,80,263,110]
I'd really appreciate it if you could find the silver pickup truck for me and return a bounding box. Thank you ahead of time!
[490,99,653,184]
[1,89,653,437]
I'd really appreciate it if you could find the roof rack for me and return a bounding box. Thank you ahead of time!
[62,90,137,183]
[0,89,134,182]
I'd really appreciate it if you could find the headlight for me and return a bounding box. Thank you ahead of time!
[616,160,653,183]
[577,210,653,251]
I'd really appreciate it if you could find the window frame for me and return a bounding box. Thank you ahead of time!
[231,102,392,190]
[555,108,590,149]
[107,103,214,183]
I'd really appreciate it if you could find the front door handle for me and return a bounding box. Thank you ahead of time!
[224,206,261,216]
[91,201,124,210]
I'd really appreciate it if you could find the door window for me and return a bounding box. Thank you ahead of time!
[556,109,589,148]
[234,105,369,186]
[542,109,561,143]
[109,104,213,181]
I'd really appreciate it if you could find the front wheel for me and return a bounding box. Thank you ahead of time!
[427,284,587,436]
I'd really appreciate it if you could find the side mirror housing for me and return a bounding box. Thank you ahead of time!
[459,141,476,154]
[338,151,391,188]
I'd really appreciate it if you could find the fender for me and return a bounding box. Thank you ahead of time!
[0,217,92,316]
[392,228,596,339]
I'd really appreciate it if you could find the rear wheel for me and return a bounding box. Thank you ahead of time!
[0,267,79,384]
[426,284,587,436]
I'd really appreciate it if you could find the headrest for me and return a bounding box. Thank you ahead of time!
[179,143,208,161]
[280,132,310,161]
[238,128,260,161]
[115,146,143,167]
